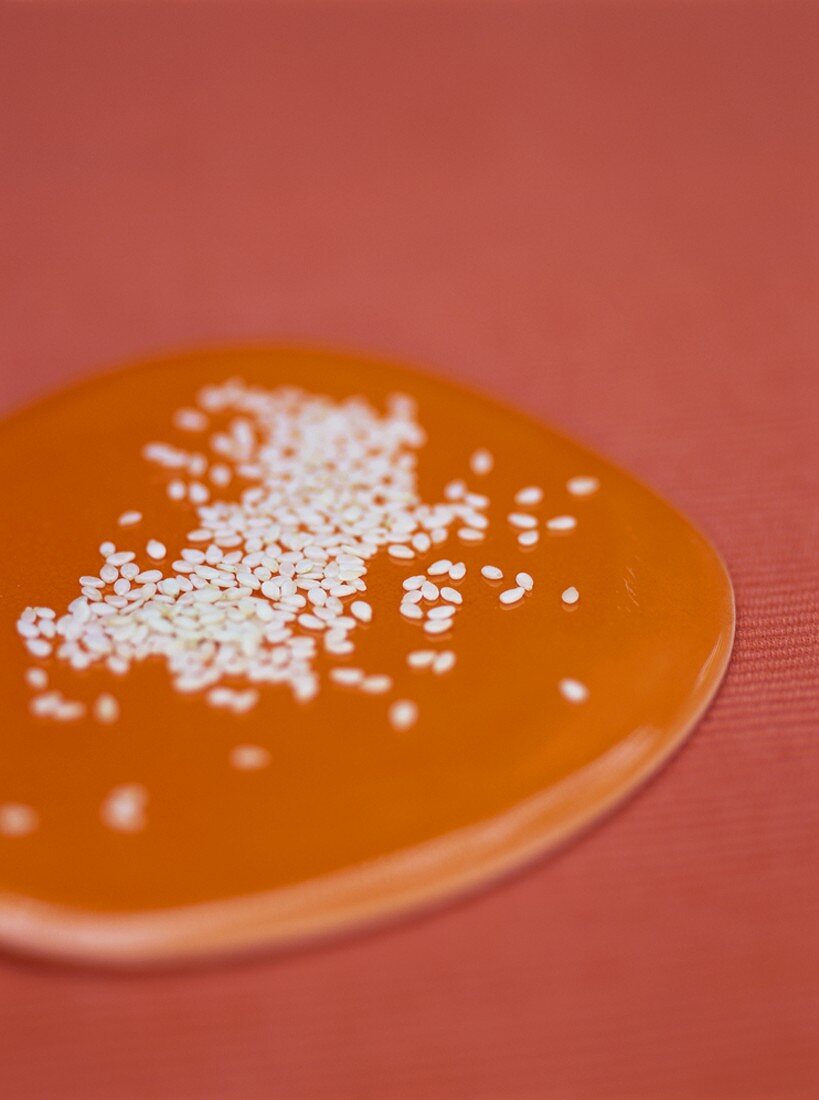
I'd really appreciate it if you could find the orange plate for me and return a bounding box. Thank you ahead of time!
[0,347,734,965]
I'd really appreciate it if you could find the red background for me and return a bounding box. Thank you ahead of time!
[1,3,817,1097]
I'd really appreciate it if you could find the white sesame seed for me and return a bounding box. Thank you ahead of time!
[499,587,525,605]
[546,515,577,532]
[135,570,163,583]
[99,564,118,584]
[101,784,147,833]
[25,667,48,690]
[80,575,104,588]
[167,479,186,501]
[469,448,493,476]
[427,604,456,620]
[99,541,116,556]
[421,580,439,601]
[515,486,543,506]
[481,565,503,581]
[508,512,538,530]
[400,602,424,620]
[432,650,456,674]
[444,479,466,501]
[427,559,452,576]
[449,562,467,581]
[516,572,534,592]
[173,407,208,432]
[188,481,210,505]
[118,510,142,527]
[440,586,462,604]
[350,600,372,623]
[403,575,426,591]
[113,578,131,596]
[361,674,392,694]
[389,699,418,731]
[566,475,599,497]
[457,527,484,542]
[26,639,52,658]
[559,678,589,703]
[388,544,415,560]
[407,650,436,669]
[93,693,120,724]
[402,589,423,605]
[230,744,270,770]
[146,539,167,560]
[107,551,135,566]
[518,530,539,547]
[0,803,38,838]
[330,667,364,686]
[561,586,579,605]
[424,619,451,635]
[412,532,431,553]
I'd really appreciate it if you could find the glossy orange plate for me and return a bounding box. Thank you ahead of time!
[0,348,734,965]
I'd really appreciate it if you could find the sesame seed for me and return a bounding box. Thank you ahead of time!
[427,605,456,620]
[99,541,116,556]
[546,515,576,532]
[449,562,467,581]
[0,803,38,838]
[330,668,364,686]
[508,512,538,530]
[388,544,415,560]
[518,530,539,547]
[469,448,493,476]
[481,565,503,581]
[559,678,589,703]
[93,693,120,724]
[515,486,543,506]
[389,699,418,731]
[424,619,451,635]
[101,784,147,833]
[440,586,462,604]
[421,580,439,602]
[147,539,167,561]
[458,527,484,542]
[25,668,48,690]
[400,603,424,620]
[432,651,456,674]
[427,559,452,576]
[350,600,372,623]
[567,475,599,497]
[499,587,525,605]
[118,510,142,527]
[403,575,426,591]
[230,744,270,770]
[516,572,534,592]
[362,674,392,694]
[407,650,436,669]
[561,586,579,605]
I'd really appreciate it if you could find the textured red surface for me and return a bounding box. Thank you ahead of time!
[1,3,817,1098]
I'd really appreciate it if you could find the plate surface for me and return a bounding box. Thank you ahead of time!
[0,347,734,964]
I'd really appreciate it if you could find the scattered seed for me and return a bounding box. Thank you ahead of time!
[427,559,452,576]
[481,565,503,581]
[93,693,120,723]
[350,600,372,623]
[432,651,456,674]
[449,562,467,581]
[101,784,148,833]
[469,448,493,476]
[440,586,462,604]
[516,572,534,592]
[518,530,539,547]
[515,486,543,506]
[407,650,436,669]
[389,699,418,731]
[146,539,167,560]
[559,678,589,703]
[546,515,576,532]
[567,475,599,497]
[499,587,525,605]
[0,803,38,838]
[118,510,142,527]
[508,512,538,530]
[561,586,579,605]
[230,744,270,770]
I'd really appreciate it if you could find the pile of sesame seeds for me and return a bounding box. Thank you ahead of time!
[8,380,602,837]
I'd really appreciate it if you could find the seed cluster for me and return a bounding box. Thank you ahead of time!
[9,380,600,837]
